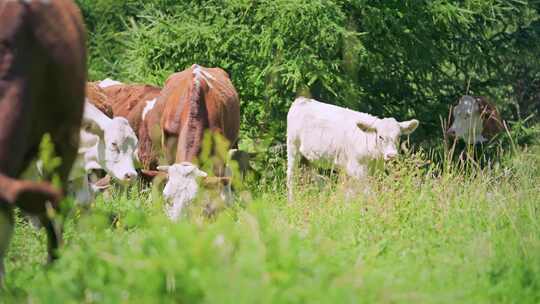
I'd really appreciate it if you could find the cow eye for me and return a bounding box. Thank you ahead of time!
[378,135,384,141]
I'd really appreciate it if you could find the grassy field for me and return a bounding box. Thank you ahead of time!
[0,144,539,303]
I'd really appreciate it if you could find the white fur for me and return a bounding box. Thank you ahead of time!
[81,101,138,182]
[448,95,486,144]
[98,78,123,88]
[286,97,419,201]
[159,162,208,221]
[142,98,156,121]
[192,64,215,89]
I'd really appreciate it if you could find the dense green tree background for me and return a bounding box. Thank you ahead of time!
[77,0,540,145]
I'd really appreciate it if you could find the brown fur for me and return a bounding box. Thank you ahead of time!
[101,83,161,132]
[0,0,86,278]
[86,82,113,117]
[139,65,240,173]
[448,95,504,140]
[475,96,504,138]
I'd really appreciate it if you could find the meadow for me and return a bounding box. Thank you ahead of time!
[1,143,539,303]
[2,0,540,303]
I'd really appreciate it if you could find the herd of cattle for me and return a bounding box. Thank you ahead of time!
[0,0,505,281]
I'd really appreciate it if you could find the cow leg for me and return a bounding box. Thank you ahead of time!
[287,141,300,202]
[344,162,369,198]
[0,205,14,285]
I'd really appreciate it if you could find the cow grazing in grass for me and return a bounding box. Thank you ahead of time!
[0,0,86,280]
[286,97,419,201]
[140,65,240,217]
[157,163,208,221]
[447,95,504,144]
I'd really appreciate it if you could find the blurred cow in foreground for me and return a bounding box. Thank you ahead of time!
[286,97,419,201]
[447,95,504,145]
[0,0,86,281]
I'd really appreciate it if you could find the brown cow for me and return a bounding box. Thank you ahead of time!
[0,0,86,280]
[137,64,240,172]
[101,82,162,133]
[447,95,504,144]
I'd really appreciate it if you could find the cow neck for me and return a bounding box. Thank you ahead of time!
[176,70,208,163]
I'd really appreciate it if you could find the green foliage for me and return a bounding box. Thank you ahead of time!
[37,133,62,188]
[78,0,540,144]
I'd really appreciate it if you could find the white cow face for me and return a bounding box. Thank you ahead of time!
[158,162,208,220]
[447,95,485,144]
[357,118,419,160]
[82,102,138,182]
[98,118,138,181]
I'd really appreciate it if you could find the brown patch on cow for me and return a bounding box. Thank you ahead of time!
[101,84,161,132]
[475,96,504,138]
[0,0,86,274]
[86,82,113,117]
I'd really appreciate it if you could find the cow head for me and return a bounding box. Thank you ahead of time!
[157,162,208,220]
[447,95,486,144]
[82,102,138,183]
[357,118,419,160]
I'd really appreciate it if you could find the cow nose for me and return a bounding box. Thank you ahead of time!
[124,172,137,180]
[384,153,397,161]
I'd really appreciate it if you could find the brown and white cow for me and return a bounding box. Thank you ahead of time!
[447,95,504,144]
[0,0,86,280]
[140,64,240,218]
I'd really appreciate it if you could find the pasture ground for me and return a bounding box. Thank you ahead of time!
[1,145,539,303]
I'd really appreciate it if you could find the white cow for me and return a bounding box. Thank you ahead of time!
[157,162,208,221]
[286,97,419,200]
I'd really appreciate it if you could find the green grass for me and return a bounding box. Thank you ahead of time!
[1,146,539,303]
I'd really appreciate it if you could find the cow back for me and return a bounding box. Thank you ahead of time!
[102,84,161,132]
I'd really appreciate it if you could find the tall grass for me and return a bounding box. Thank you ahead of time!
[1,144,539,303]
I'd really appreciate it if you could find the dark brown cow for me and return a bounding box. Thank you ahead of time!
[139,64,240,172]
[447,95,504,144]
[0,0,86,280]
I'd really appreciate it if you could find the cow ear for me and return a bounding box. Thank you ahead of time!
[399,119,419,135]
[356,121,376,133]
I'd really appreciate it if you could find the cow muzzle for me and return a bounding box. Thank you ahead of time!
[384,153,398,161]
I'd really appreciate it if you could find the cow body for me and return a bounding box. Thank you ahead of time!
[286,97,419,201]
[140,64,240,171]
[140,65,240,217]
[0,0,86,280]
[447,95,504,144]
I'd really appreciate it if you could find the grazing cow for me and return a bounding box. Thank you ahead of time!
[447,95,504,144]
[0,0,86,280]
[78,101,138,183]
[139,65,240,217]
[157,163,208,221]
[139,65,240,169]
[286,97,419,201]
